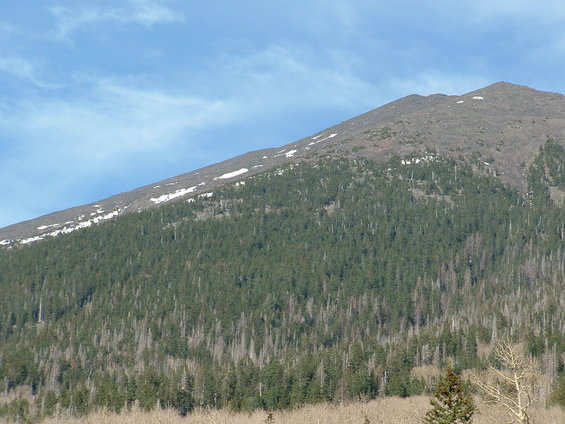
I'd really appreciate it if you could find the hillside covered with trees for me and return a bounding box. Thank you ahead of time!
[0,140,564,422]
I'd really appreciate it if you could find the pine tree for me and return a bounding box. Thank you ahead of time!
[423,366,475,424]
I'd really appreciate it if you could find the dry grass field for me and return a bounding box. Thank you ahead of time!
[7,396,560,424]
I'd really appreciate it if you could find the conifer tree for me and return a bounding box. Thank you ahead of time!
[423,366,475,424]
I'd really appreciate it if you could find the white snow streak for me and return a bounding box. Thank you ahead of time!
[214,168,249,180]
[20,235,44,245]
[37,221,74,230]
[285,149,297,158]
[308,133,337,146]
[38,223,61,230]
[473,96,484,100]
[150,186,198,204]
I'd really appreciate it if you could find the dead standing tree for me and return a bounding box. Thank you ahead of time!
[471,339,535,424]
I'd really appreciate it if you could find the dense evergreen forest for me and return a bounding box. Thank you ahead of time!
[1,141,564,422]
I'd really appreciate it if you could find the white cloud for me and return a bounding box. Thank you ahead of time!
[0,78,231,162]
[222,45,382,114]
[218,43,497,121]
[50,0,184,39]
[469,0,565,22]
[0,56,60,88]
[0,77,234,222]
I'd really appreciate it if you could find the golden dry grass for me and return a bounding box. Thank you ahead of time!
[6,396,565,424]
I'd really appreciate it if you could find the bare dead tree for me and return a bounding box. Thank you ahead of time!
[471,339,535,424]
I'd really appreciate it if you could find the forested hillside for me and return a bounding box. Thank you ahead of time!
[1,141,564,422]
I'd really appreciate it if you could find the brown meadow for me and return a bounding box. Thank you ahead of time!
[3,396,560,424]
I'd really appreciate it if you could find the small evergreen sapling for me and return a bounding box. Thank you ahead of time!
[423,366,475,424]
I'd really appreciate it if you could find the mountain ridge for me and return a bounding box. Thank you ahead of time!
[2,81,564,246]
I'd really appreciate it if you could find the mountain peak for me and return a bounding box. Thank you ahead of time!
[2,82,564,246]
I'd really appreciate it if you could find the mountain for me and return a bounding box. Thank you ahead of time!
[0,82,564,422]
[2,82,564,246]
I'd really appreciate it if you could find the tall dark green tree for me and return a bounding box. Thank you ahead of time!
[423,366,475,424]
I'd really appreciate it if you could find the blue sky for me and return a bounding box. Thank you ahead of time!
[1,1,565,228]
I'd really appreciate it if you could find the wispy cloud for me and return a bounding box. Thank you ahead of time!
[221,44,383,114]
[0,77,234,226]
[218,43,493,117]
[2,0,562,228]
[50,0,184,39]
[469,0,565,22]
[0,56,60,88]
[0,78,231,162]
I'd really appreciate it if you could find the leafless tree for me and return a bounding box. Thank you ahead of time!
[471,339,535,424]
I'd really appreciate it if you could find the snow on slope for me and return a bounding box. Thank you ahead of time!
[214,168,249,180]
[150,186,198,204]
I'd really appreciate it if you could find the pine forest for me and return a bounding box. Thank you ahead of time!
[1,140,565,422]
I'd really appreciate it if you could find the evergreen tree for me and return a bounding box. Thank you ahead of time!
[548,374,565,408]
[173,389,194,416]
[423,366,475,424]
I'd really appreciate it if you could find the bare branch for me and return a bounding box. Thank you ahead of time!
[471,339,535,424]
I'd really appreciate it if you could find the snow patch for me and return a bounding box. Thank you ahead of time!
[38,223,61,230]
[24,207,129,244]
[214,168,249,180]
[456,100,464,104]
[308,133,337,146]
[20,235,44,245]
[473,96,484,100]
[150,186,198,204]
[400,154,440,166]
[199,192,213,198]
[285,149,298,158]
[1,239,11,246]
[91,210,121,224]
